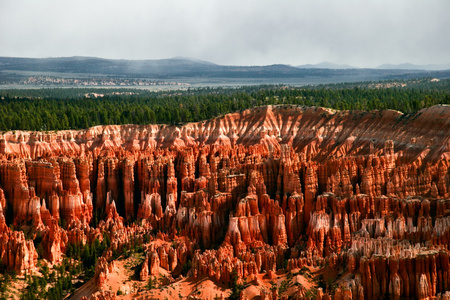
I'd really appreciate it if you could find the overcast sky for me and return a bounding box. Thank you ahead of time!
[0,0,449,67]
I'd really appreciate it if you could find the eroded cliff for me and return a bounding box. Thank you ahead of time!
[0,104,449,299]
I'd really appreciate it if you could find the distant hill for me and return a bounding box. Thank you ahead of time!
[0,56,315,77]
[296,62,356,69]
[377,63,450,71]
[0,56,220,77]
[0,56,449,81]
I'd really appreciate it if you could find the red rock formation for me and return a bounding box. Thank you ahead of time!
[0,105,449,299]
[82,291,116,300]
[0,228,38,274]
[0,199,7,232]
[122,158,135,220]
[41,219,67,263]
[94,256,116,289]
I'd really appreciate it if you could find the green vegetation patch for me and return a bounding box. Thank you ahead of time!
[0,79,448,131]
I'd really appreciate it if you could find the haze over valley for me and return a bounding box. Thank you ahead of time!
[1,56,449,89]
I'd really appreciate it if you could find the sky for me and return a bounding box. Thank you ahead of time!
[0,0,449,68]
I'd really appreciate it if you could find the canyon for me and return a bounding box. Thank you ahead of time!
[0,104,449,299]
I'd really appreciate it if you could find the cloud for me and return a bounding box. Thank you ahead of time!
[0,0,449,67]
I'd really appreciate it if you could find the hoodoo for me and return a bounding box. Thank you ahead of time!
[0,104,450,299]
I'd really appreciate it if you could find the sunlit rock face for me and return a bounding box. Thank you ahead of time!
[1,104,450,298]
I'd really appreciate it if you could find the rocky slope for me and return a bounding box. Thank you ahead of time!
[0,104,449,299]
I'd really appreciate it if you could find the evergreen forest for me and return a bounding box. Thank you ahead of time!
[0,78,449,131]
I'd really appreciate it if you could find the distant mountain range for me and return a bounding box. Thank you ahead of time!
[297,62,450,70]
[376,63,450,71]
[0,56,449,80]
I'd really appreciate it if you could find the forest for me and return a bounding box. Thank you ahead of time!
[0,78,449,131]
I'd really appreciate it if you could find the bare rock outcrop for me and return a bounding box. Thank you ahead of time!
[0,105,449,299]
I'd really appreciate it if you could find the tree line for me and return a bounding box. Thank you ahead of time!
[0,79,448,131]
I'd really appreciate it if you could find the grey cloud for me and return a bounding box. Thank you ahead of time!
[0,0,448,67]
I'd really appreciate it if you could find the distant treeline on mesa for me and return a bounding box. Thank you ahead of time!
[0,79,449,131]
